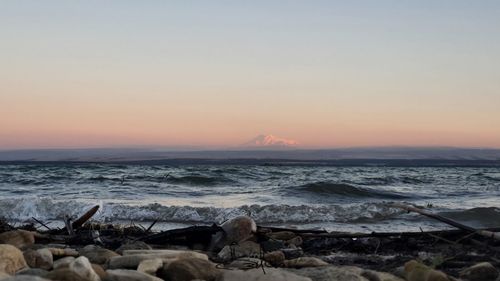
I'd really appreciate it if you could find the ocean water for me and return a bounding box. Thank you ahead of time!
[1,164,500,232]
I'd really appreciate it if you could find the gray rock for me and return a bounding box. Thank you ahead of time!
[227,258,265,270]
[16,268,49,277]
[217,268,312,281]
[1,276,51,281]
[284,257,329,268]
[52,256,75,269]
[285,266,404,281]
[217,241,261,262]
[137,258,163,275]
[263,251,285,266]
[115,242,152,255]
[260,240,286,252]
[106,269,163,281]
[108,251,208,269]
[23,249,53,270]
[282,248,304,259]
[79,245,119,265]
[210,216,256,250]
[68,256,101,281]
[460,262,499,281]
[158,257,220,281]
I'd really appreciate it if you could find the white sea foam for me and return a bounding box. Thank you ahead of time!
[0,197,404,224]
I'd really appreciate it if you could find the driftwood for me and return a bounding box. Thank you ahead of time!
[391,203,500,241]
[58,205,99,234]
[139,225,222,246]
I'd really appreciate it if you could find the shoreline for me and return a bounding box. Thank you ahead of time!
[1,206,499,281]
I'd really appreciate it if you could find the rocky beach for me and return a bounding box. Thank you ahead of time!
[1,205,500,281]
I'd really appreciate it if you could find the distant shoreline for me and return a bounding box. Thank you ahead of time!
[1,158,500,167]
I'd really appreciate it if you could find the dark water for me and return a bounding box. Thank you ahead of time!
[0,164,499,232]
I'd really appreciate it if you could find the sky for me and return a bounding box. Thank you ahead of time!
[1,1,500,149]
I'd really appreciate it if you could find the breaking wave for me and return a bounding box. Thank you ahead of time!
[0,197,404,224]
[291,182,412,199]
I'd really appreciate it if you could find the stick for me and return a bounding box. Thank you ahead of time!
[390,203,500,241]
[31,217,52,231]
[146,219,158,232]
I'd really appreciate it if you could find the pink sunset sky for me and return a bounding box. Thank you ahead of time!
[1,1,499,150]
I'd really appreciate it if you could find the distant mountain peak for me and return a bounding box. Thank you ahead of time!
[242,134,299,148]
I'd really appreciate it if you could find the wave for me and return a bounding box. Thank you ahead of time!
[165,175,236,186]
[0,197,404,224]
[291,182,412,199]
[438,207,500,227]
[359,176,428,185]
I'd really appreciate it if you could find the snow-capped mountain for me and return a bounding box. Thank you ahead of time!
[241,134,299,148]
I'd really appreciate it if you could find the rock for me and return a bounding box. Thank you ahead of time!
[460,262,499,281]
[16,268,49,277]
[287,266,367,281]
[284,257,329,268]
[108,251,208,269]
[0,272,10,279]
[115,242,152,255]
[260,240,286,252]
[67,256,101,281]
[79,245,119,265]
[48,248,78,257]
[404,260,449,281]
[23,249,53,270]
[282,248,304,259]
[158,258,220,281]
[210,216,257,250]
[217,268,312,281]
[0,231,35,249]
[0,244,28,275]
[44,268,90,281]
[268,231,298,241]
[121,250,208,260]
[217,241,261,262]
[287,236,303,246]
[227,258,265,270]
[106,269,163,281]
[91,264,107,280]
[137,258,163,275]
[53,256,75,269]
[263,251,285,266]
[2,276,51,281]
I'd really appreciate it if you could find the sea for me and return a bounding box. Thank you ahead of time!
[1,163,500,232]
